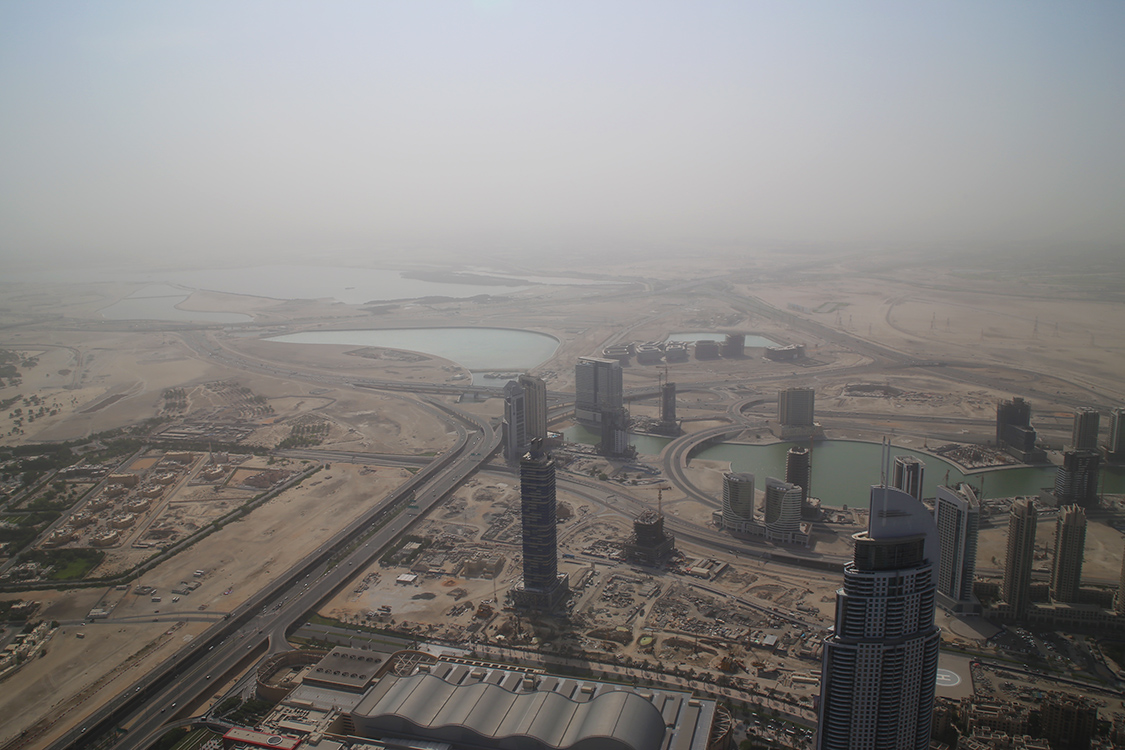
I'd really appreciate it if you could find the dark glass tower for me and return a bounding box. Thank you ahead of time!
[514,439,569,610]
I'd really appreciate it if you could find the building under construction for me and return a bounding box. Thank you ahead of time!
[623,510,676,567]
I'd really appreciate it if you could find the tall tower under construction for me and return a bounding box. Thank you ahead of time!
[512,439,569,611]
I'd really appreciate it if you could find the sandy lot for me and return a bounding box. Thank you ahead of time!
[1,252,1122,746]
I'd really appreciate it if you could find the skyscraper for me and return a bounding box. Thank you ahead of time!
[660,381,677,425]
[934,483,980,608]
[513,439,569,610]
[597,407,631,458]
[763,478,803,543]
[1050,505,1086,604]
[996,396,1032,447]
[502,380,527,463]
[1071,408,1100,451]
[1107,407,1125,462]
[892,455,925,501]
[785,446,811,504]
[817,482,940,750]
[1117,549,1125,617]
[1003,498,1038,618]
[721,472,755,529]
[518,373,548,442]
[1054,450,1100,507]
[574,357,623,427]
[778,387,815,426]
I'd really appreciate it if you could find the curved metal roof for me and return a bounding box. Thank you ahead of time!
[354,672,668,750]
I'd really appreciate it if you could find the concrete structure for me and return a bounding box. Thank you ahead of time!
[1118,550,1125,616]
[765,343,805,361]
[721,472,755,528]
[597,407,632,458]
[1050,505,1086,604]
[934,484,980,611]
[623,510,676,567]
[519,373,548,442]
[785,446,810,504]
[1107,407,1125,463]
[512,439,569,611]
[816,483,940,750]
[778,387,815,426]
[1040,695,1097,750]
[892,455,924,501]
[574,357,622,427]
[1003,499,1038,619]
[1054,450,1100,507]
[503,380,528,463]
[763,478,802,543]
[721,333,744,358]
[1071,408,1100,452]
[996,397,1046,462]
[660,381,677,425]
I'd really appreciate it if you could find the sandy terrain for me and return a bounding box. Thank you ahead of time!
[0,461,412,747]
[1,252,1122,746]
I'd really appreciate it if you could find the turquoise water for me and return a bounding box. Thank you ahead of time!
[694,441,1125,508]
[563,425,672,457]
[665,332,780,347]
[266,327,560,371]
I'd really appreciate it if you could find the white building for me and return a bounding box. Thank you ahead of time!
[817,483,941,750]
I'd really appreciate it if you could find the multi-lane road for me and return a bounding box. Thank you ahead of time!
[57,401,498,750]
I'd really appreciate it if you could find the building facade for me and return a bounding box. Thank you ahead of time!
[502,380,527,463]
[892,455,925,501]
[1107,407,1125,462]
[513,440,569,610]
[1003,499,1038,618]
[1071,408,1100,452]
[785,446,811,504]
[574,357,623,427]
[1050,505,1086,604]
[721,472,756,528]
[934,483,980,609]
[778,387,815,427]
[817,484,941,750]
[763,478,803,543]
[518,373,548,442]
[1054,450,1100,507]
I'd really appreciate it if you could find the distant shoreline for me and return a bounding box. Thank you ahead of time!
[399,270,534,287]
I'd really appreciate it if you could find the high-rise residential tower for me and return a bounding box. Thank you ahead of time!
[1050,505,1086,604]
[1107,407,1125,462]
[721,472,755,529]
[1054,450,1100,507]
[785,446,811,504]
[512,439,569,610]
[816,482,940,750]
[1003,498,1038,618]
[934,483,980,608]
[660,381,677,425]
[1071,408,1100,452]
[892,455,925,501]
[518,373,548,442]
[574,357,623,427]
[1118,550,1125,616]
[778,387,815,426]
[502,380,527,463]
[763,478,803,543]
[996,396,1032,447]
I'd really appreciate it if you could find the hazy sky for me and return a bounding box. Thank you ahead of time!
[2,2,1124,268]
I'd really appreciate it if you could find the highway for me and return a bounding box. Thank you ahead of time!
[56,401,498,750]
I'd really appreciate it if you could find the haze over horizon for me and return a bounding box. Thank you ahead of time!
[2,2,1124,271]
